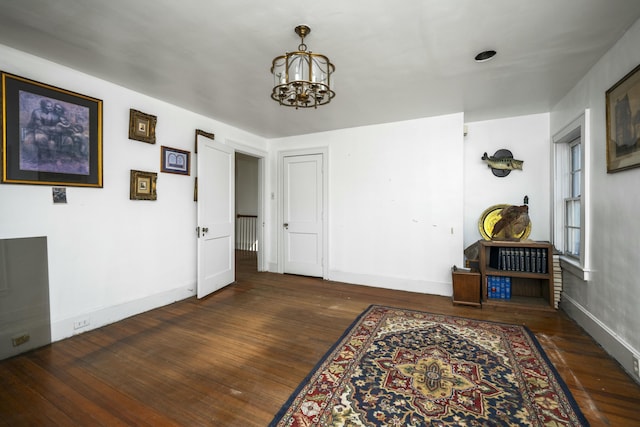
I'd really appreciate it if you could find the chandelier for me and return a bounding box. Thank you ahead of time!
[270,25,335,109]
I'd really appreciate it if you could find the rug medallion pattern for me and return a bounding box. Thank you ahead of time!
[270,305,588,426]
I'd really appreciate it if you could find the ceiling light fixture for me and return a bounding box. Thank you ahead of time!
[270,25,335,109]
[475,50,497,63]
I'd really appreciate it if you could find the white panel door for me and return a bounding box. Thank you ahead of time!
[197,134,235,298]
[283,154,323,277]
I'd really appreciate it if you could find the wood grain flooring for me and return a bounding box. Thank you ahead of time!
[0,252,639,426]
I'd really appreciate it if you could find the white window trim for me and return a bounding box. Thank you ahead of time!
[551,109,592,281]
[0,240,8,296]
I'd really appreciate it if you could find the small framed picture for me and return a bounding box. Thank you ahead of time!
[160,145,190,175]
[130,169,157,200]
[52,187,67,204]
[129,109,157,144]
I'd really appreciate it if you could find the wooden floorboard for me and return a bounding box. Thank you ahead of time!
[0,251,639,426]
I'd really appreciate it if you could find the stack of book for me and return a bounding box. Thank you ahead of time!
[487,275,511,299]
[552,254,562,308]
[489,247,548,273]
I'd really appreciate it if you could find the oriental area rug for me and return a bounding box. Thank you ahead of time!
[269,305,589,426]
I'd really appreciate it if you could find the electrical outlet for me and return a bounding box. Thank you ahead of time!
[633,357,639,377]
[11,333,30,347]
[73,318,90,330]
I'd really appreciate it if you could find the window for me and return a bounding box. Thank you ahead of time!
[552,110,591,280]
[565,140,581,257]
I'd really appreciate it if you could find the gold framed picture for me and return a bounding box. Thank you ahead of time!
[130,169,157,200]
[193,177,198,202]
[194,128,215,153]
[606,63,640,173]
[129,109,157,144]
[1,71,103,187]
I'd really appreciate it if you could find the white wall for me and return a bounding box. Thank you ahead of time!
[463,114,551,249]
[550,18,640,377]
[0,44,267,341]
[269,114,465,296]
[0,29,600,366]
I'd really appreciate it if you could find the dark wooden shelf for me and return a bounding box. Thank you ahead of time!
[478,240,554,310]
[482,267,549,279]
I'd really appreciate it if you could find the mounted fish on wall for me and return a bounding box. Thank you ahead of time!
[481,149,523,177]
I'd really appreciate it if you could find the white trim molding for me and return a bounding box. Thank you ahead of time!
[551,109,592,281]
[561,294,640,383]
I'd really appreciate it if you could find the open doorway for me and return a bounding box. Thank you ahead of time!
[235,152,260,274]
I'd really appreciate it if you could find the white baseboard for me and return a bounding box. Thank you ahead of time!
[328,270,452,297]
[51,283,196,342]
[561,293,640,384]
[263,264,453,297]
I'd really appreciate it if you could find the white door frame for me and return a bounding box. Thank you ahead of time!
[228,139,268,272]
[277,147,329,278]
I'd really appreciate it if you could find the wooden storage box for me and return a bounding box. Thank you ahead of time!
[451,268,481,306]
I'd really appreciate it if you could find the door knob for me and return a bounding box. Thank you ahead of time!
[202,227,209,234]
[283,223,289,229]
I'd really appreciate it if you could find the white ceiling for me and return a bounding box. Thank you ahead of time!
[1,0,640,138]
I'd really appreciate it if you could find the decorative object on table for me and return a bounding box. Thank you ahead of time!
[481,149,523,177]
[129,169,157,200]
[160,146,190,175]
[270,25,335,109]
[128,109,156,144]
[491,204,530,241]
[478,202,531,241]
[1,71,103,187]
[463,241,480,270]
[269,305,588,427]
[605,63,640,173]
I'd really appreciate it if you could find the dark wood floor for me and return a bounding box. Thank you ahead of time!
[1,252,639,426]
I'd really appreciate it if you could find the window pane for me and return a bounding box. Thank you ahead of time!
[566,200,580,227]
[571,143,581,171]
[565,198,581,257]
[570,143,581,197]
[567,227,581,256]
[572,172,581,197]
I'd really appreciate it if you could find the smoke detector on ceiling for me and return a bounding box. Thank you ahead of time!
[474,50,497,63]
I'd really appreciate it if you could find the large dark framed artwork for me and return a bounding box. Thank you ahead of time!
[606,63,640,173]
[1,71,103,187]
